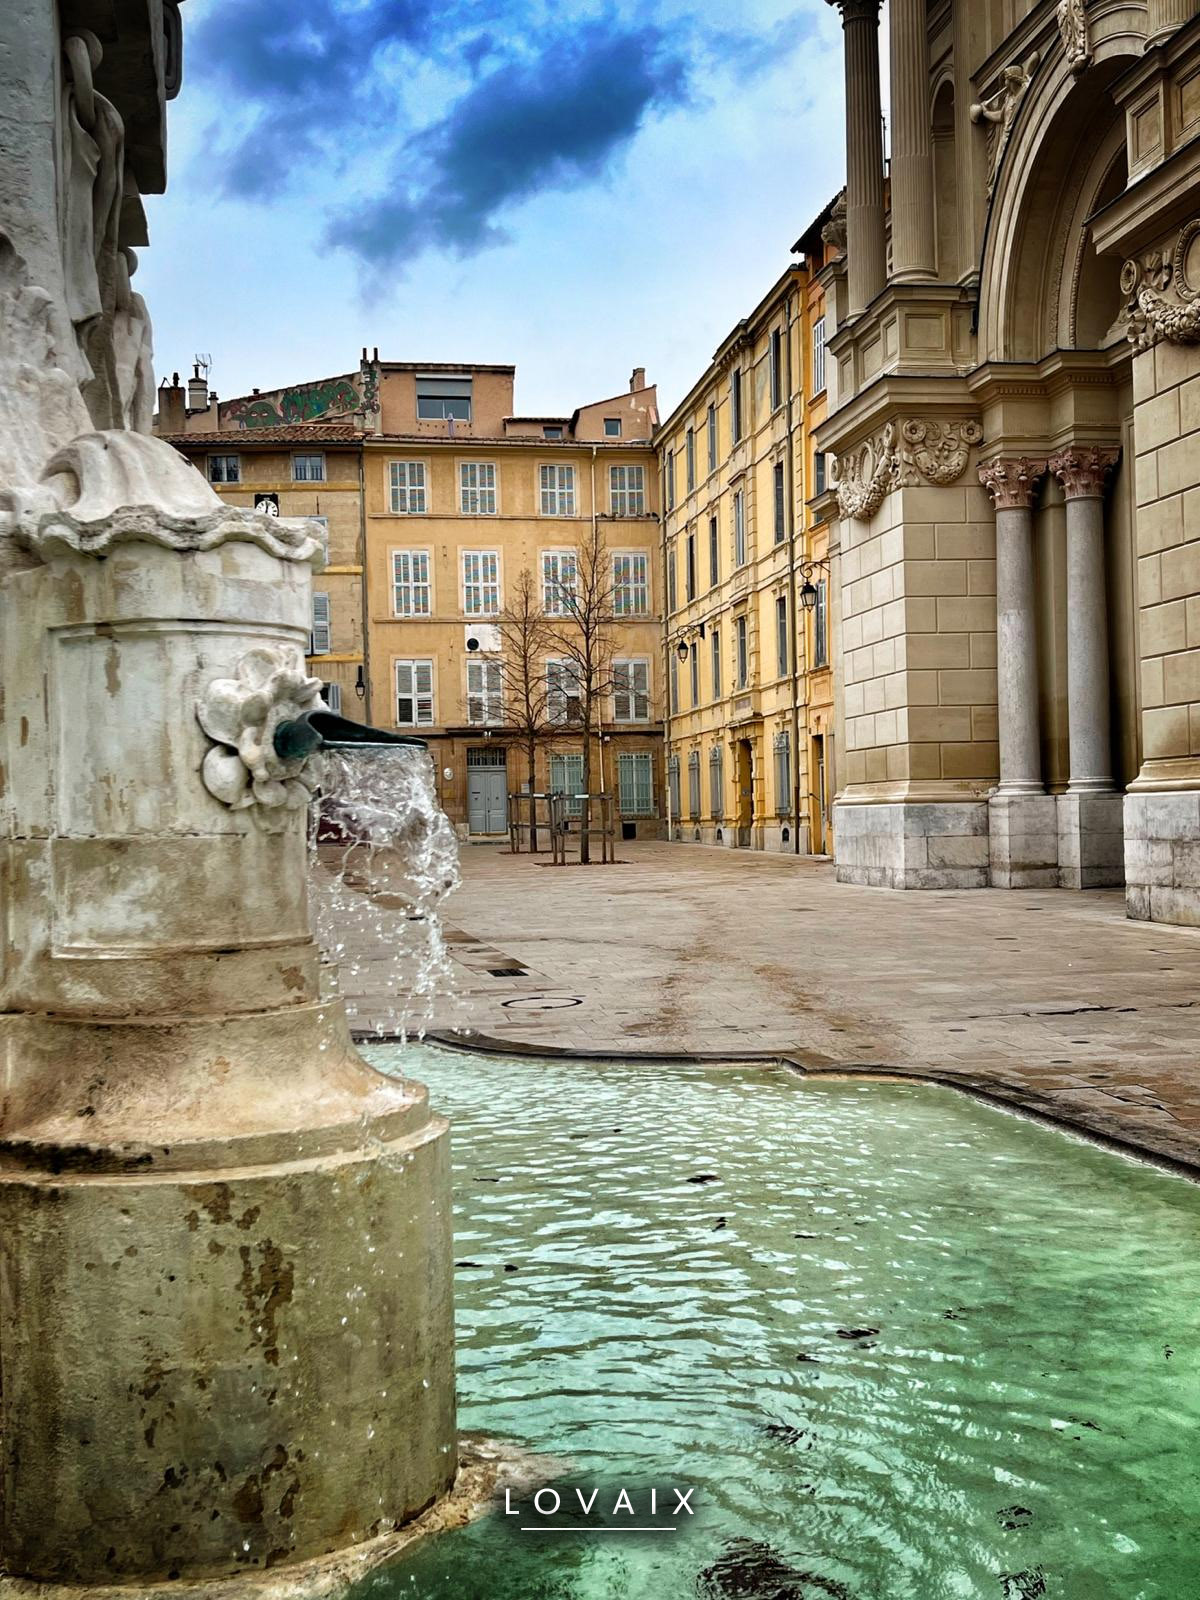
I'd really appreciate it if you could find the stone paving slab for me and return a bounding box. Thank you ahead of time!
[335,842,1200,1174]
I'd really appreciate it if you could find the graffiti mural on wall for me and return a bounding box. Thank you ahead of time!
[222,370,378,430]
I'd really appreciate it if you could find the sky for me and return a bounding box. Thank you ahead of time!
[141,0,867,421]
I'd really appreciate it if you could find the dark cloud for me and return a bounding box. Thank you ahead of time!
[325,19,689,269]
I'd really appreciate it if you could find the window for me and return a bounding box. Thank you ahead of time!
[544,425,564,440]
[322,681,342,714]
[711,627,722,699]
[709,745,724,818]
[208,454,240,484]
[395,659,434,726]
[613,551,650,617]
[462,549,500,616]
[690,642,699,707]
[706,403,717,471]
[814,579,828,667]
[709,515,719,587]
[613,659,650,723]
[550,751,584,817]
[610,464,645,517]
[776,593,789,678]
[604,417,622,438]
[392,549,431,616]
[670,653,679,714]
[310,591,331,655]
[770,328,783,412]
[666,545,677,614]
[774,731,792,818]
[417,376,471,421]
[665,449,675,512]
[618,752,653,817]
[733,488,746,567]
[460,461,497,515]
[774,460,786,544]
[731,368,743,443]
[687,750,701,820]
[814,451,827,497]
[546,659,582,724]
[389,460,426,514]
[542,548,578,617]
[292,452,325,482]
[736,614,748,687]
[466,658,504,725]
[813,317,827,395]
[540,463,576,516]
[667,754,681,822]
[686,428,696,494]
[686,531,696,602]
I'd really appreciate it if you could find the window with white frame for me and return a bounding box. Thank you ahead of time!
[460,461,497,515]
[392,549,431,616]
[813,316,827,395]
[776,593,789,679]
[709,515,719,587]
[416,376,471,420]
[733,487,746,567]
[609,463,645,517]
[731,367,743,442]
[310,591,331,654]
[687,749,701,819]
[322,681,342,714]
[770,327,783,412]
[550,751,584,816]
[604,417,622,438]
[546,659,582,724]
[462,549,500,616]
[208,454,240,484]
[736,614,748,687]
[711,627,722,699]
[690,642,699,707]
[617,752,653,817]
[389,460,427,514]
[395,659,434,726]
[613,551,650,617]
[542,548,578,616]
[466,658,504,724]
[612,659,650,723]
[685,428,696,494]
[665,449,675,512]
[709,745,725,818]
[706,403,717,471]
[670,653,679,714]
[292,452,325,482]
[774,730,792,817]
[668,754,681,822]
[814,578,829,667]
[540,463,576,516]
[774,460,786,543]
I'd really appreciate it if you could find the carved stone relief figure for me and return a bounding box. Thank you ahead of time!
[971,52,1041,195]
[1123,220,1200,353]
[835,424,898,522]
[1057,0,1092,77]
[822,189,848,254]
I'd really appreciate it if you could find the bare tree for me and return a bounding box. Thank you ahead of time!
[494,567,554,851]
[544,520,618,864]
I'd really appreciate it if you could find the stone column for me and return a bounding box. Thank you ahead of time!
[1050,446,1125,888]
[979,458,1058,888]
[889,0,937,281]
[1146,0,1200,46]
[827,0,887,314]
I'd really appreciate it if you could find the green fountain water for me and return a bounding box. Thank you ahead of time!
[358,1046,1200,1600]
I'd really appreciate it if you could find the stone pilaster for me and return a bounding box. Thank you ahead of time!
[1146,0,1200,46]
[827,0,887,315]
[979,458,1059,888]
[1049,446,1125,888]
[889,0,937,281]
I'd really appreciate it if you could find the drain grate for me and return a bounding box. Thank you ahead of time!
[488,967,527,978]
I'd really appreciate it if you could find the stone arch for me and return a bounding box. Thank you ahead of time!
[979,11,1146,363]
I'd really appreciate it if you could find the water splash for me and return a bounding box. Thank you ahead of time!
[309,747,461,1041]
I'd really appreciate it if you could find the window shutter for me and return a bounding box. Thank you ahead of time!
[311,592,331,654]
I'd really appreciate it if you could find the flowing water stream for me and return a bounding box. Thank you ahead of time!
[355,1045,1200,1600]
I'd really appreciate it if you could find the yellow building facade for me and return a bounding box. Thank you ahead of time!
[656,201,840,855]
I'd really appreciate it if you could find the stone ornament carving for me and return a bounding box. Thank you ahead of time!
[198,647,328,829]
[1122,220,1200,352]
[971,51,1041,195]
[978,456,1048,510]
[822,190,848,254]
[834,424,898,521]
[1048,445,1120,499]
[1057,0,1092,77]
[897,420,984,487]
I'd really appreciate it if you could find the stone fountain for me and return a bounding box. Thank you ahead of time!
[0,1,459,1589]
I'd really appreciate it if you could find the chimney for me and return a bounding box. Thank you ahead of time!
[630,366,646,393]
[157,371,185,433]
[187,361,208,412]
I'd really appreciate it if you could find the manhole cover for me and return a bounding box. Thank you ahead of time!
[501,994,584,1011]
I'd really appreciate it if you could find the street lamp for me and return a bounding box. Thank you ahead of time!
[798,559,830,612]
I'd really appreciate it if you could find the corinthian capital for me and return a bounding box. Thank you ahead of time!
[978,457,1047,510]
[825,0,883,22]
[1048,446,1120,500]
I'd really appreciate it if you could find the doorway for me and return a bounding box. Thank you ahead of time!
[812,734,826,855]
[736,739,753,849]
[467,746,508,835]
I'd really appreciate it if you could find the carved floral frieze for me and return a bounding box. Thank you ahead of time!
[835,419,984,521]
[897,420,985,488]
[1122,220,1200,353]
[198,647,328,829]
[834,425,898,522]
[1057,0,1092,78]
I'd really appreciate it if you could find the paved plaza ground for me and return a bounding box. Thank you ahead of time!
[338,841,1200,1173]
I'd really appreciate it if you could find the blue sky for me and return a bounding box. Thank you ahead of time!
[142,0,860,419]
